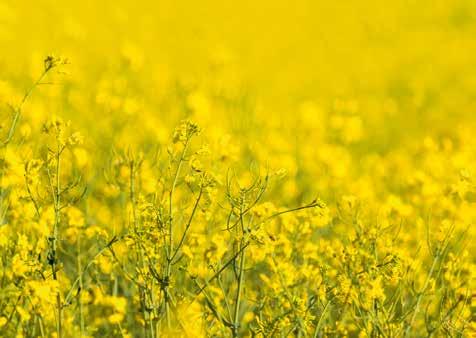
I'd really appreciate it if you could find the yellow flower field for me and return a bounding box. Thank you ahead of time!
[0,1,475,337]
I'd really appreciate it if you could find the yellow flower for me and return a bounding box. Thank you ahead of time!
[0,316,7,327]
[12,254,29,277]
[67,206,85,227]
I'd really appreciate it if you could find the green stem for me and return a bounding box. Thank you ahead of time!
[232,204,246,338]
[232,243,245,337]
[77,233,85,336]
[52,142,63,338]
[164,138,190,329]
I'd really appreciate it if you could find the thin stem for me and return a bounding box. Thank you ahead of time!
[24,174,41,218]
[217,274,233,324]
[313,300,331,338]
[232,205,246,338]
[168,138,190,257]
[170,188,203,263]
[164,138,190,329]
[129,160,150,337]
[77,233,85,336]
[51,141,63,338]
[188,241,250,306]
[405,252,439,336]
[3,68,49,146]
[232,241,245,338]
